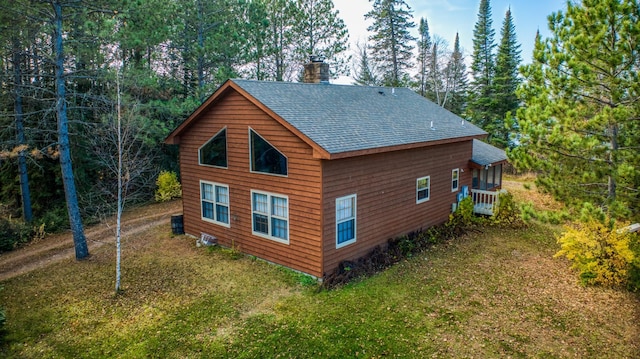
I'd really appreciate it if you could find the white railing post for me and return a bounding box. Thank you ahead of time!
[470,189,499,216]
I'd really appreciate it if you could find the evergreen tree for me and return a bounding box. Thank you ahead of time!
[265,0,299,81]
[466,0,496,133]
[365,0,416,87]
[493,7,521,148]
[294,0,350,77]
[443,32,468,115]
[352,41,381,86]
[512,0,640,220]
[415,17,432,97]
[427,39,445,105]
[242,0,271,80]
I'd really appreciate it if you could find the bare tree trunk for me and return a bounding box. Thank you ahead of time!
[115,69,122,293]
[12,36,33,222]
[52,0,89,260]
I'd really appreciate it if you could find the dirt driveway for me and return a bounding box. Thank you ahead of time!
[0,200,182,281]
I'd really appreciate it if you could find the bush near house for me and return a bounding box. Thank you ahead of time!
[322,196,524,289]
[154,171,182,202]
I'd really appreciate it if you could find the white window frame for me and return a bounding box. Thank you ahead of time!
[452,168,460,192]
[198,127,228,169]
[336,194,357,249]
[200,180,230,228]
[250,190,289,244]
[416,176,430,204]
[248,128,288,177]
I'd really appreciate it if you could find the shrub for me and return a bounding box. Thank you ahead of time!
[0,217,18,252]
[0,287,5,343]
[628,234,640,291]
[38,206,69,233]
[491,191,524,227]
[0,216,48,253]
[555,217,635,287]
[448,196,477,228]
[155,171,182,202]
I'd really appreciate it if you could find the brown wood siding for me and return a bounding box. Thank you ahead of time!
[178,90,324,277]
[321,141,473,275]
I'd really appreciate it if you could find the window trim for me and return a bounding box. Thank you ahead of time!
[416,176,431,204]
[200,180,230,228]
[248,128,288,177]
[451,168,460,192]
[198,127,228,169]
[250,189,290,245]
[336,194,357,249]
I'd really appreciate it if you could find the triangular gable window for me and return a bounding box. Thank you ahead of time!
[250,129,287,176]
[199,128,227,168]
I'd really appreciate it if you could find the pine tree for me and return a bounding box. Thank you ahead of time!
[352,41,381,86]
[415,17,432,97]
[443,32,468,115]
[512,0,640,220]
[294,0,350,77]
[365,0,416,87]
[466,0,496,132]
[493,7,521,148]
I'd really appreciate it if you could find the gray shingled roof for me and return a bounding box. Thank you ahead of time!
[232,80,486,154]
[471,139,508,166]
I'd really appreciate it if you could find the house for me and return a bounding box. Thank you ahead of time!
[165,60,507,277]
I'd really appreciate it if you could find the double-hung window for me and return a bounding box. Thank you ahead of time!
[251,190,289,244]
[452,169,460,192]
[416,176,430,203]
[200,181,230,227]
[336,194,356,248]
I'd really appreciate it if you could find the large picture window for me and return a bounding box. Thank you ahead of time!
[251,190,289,244]
[199,128,227,168]
[250,129,287,176]
[336,194,356,248]
[200,181,230,227]
[416,176,430,203]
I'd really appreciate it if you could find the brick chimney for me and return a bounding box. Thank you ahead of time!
[304,55,330,84]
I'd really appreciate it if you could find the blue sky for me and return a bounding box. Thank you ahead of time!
[333,0,567,67]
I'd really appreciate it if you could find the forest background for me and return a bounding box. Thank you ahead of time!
[0,0,638,254]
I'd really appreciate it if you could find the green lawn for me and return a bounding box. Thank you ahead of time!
[1,208,638,357]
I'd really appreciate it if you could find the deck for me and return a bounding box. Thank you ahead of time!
[471,189,499,216]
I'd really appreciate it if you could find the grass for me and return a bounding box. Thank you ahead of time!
[1,178,639,358]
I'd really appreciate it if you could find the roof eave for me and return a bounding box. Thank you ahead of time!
[469,159,508,169]
[327,135,484,160]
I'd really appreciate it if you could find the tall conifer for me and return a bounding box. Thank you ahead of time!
[444,33,468,115]
[493,7,521,148]
[365,0,416,87]
[513,0,640,219]
[415,17,432,97]
[467,0,496,132]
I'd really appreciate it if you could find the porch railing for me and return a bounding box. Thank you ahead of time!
[471,189,499,216]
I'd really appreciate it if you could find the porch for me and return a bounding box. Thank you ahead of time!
[471,189,499,216]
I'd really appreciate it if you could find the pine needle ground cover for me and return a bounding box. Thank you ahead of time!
[1,182,639,358]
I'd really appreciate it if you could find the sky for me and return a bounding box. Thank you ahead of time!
[332,0,567,82]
